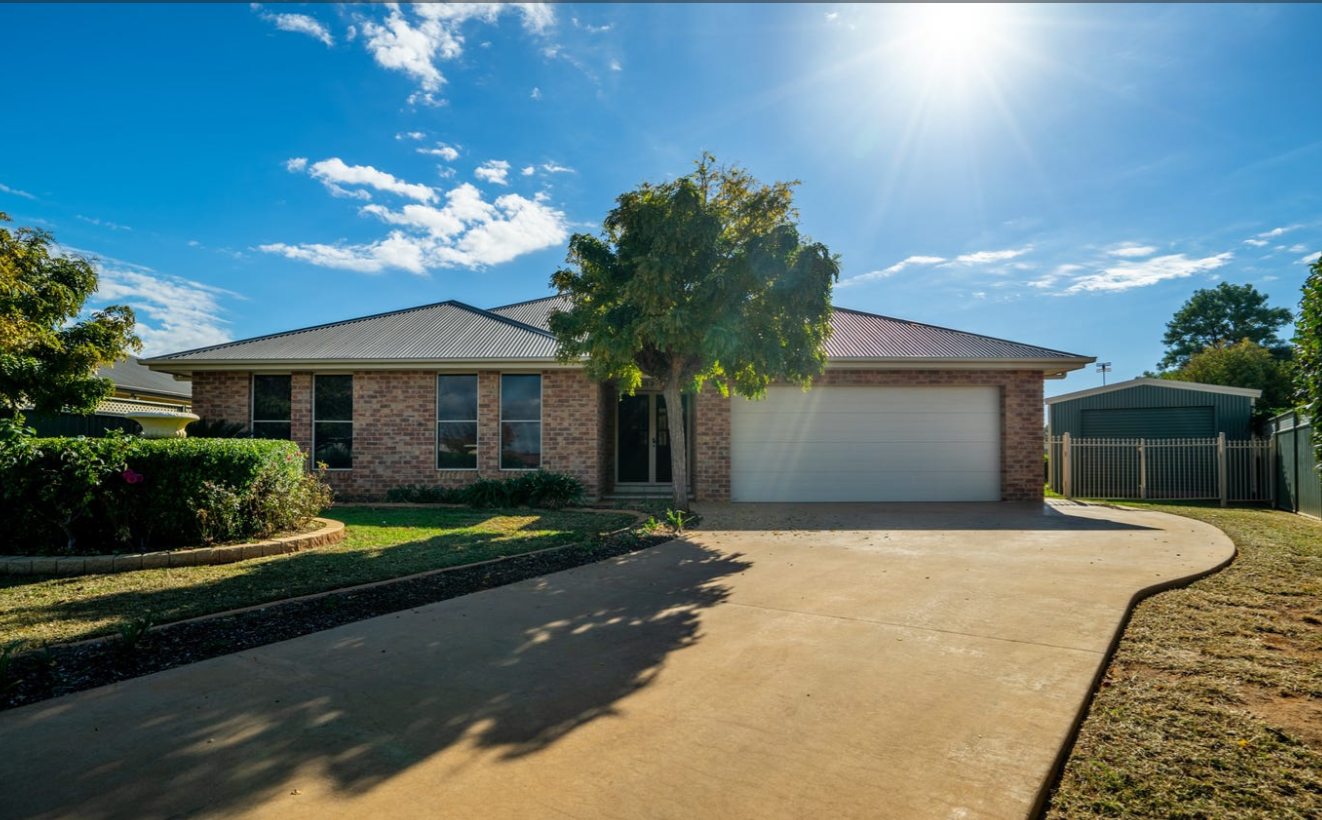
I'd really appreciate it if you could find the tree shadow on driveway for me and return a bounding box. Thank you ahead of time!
[0,540,750,820]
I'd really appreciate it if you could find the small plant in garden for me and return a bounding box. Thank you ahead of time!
[664,508,691,532]
[117,613,155,652]
[642,516,662,534]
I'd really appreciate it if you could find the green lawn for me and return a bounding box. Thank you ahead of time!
[1045,504,1322,819]
[0,506,636,648]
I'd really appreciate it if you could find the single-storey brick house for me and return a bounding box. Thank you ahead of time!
[143,296,1092,503]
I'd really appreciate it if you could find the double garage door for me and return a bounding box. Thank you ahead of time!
[730,386,1002,502]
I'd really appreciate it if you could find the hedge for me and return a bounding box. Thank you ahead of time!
[0,433,331,555]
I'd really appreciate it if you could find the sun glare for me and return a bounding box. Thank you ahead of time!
[902,3,1010,81]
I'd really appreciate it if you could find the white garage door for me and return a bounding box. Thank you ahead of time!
[730,386,1001,502]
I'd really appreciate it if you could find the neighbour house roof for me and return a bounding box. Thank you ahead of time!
[143,294,1092,378]
[97,355,192,401]
[1045,377,1261,405]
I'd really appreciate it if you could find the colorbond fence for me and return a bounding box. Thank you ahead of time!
[1270,411,1321,519]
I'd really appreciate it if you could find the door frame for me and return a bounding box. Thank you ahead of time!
[614,391,694,486]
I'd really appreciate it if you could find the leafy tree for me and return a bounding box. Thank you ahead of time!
[1162,338,1294,424]
[1296,255,1322,459]
[549,154,840,509]
[0,212,140,421]
[1158,282,1292,370]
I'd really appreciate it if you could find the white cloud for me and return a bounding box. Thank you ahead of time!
[261,182,568,275]
[254,5,334,47]
[0,182,36,200]
[540,162,574,174]
[530,86,542,100]
[952,248,1031,265]
[285,157,308,172]
[395,131,425,141]
[76,215,131,231]
[1242,238,1269,247]
[572,18,611,34]
[295,157,436,202]
[416,143,460,161]
[93,266,235,355]
[474,159,511,186]
[1288,243,1308,253]
[1257,226,1298,238]
[838,255,945,287]
[521,166,536,176]
[1298,251,1321,265]
[1064,253,1233,294]
[1027,264,1083,289]
[1106,244,1157,258]
[609,59,622,72]
[357,3,554,103]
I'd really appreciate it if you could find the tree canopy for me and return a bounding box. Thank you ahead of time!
[1162,338,1294,423]
[548,154,839,508]
[0,212,140,422]
[1158,282,1292,370]
[1296,255,1322,457]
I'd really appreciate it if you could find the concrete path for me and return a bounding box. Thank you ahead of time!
[0,502,1233,820]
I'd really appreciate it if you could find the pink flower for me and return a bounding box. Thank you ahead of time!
[122,468,144,485]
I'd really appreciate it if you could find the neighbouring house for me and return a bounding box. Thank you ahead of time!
[27,355,194,437]
[142,296,1092,503]
[1046,378,1261,441]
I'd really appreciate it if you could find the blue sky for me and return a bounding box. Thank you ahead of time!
[2,3,1319,397]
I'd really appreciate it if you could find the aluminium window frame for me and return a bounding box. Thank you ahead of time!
[436,373,480,471]
[498,372,543,471]
[312,373,354,471]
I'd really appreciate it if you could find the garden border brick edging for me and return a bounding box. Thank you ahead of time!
[0,518,345,577]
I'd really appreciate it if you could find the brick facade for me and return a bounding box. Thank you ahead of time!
[189,367,1044,503]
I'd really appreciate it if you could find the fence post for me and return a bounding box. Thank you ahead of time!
[1139,438,1147,500]
[1218,432,1228,507]
[1062,432,1072,500]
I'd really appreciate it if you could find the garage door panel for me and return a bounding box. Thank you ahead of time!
[732,412,1001,444]
[732,470,1002,503]
[730,385,1001,502]
[733,442,1000,474]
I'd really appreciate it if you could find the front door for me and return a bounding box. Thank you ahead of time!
[616,393,690,484]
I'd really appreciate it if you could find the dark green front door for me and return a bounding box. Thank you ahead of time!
[616,393,690,484]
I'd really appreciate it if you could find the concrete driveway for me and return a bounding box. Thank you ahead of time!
[0,502,1233,820]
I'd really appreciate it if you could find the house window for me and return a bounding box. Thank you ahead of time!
[437,374,478,470]
[251,375,291,440]
[314,375,353,470]
[500,374,541,470]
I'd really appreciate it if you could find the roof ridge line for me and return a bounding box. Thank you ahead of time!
[831,305,1088,359]
[488,293,568,312]
[143,300,480,362]
[448,300,558,339]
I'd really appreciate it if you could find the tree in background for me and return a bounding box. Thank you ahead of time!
[1162,338,1294,426]
[1296,255,1322,458]
[549,154,839,509]
[1158,282,1292,370]
[0,213,139,422]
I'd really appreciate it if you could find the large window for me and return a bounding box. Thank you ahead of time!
[314,375,353,470]
[251,375,291,440]
[437,374,478,470]
[500,374,541,470]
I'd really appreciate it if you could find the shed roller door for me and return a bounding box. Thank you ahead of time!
[730,386,1001,502]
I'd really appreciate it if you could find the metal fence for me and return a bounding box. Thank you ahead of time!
[1270,411,1321,518]
[1046,434,1273,505]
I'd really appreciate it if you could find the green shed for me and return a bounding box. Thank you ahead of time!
[1046,378,1261,440]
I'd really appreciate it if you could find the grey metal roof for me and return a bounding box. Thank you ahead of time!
[97,356,192,399]
[145,301,558,365]
[825,307,1088,362]
[488,295,571,332]
[1045,377,1261,405]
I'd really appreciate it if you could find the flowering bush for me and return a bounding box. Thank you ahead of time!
[0,434,331,555]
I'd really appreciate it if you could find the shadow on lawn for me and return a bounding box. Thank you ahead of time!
[0,539,749,820]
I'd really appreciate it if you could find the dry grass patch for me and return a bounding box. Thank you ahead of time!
[1045,504,1322,819]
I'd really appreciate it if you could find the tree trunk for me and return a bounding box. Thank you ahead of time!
[662,371,690,512]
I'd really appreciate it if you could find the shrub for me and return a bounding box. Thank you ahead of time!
[384,484,460,504]
[459,477,515,508]
[514,469,584,510]
[387,471,584,510]
[0,434,331,555]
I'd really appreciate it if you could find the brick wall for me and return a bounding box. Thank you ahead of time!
[190,372,250,425]
[194,368,603,501]
[690,369,1046,503]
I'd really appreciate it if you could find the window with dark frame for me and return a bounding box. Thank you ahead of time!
[251,375,292,440]
[313,375,353,470]
[437,374,479,470]
[500,374,541,470]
